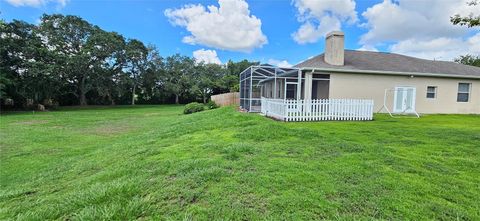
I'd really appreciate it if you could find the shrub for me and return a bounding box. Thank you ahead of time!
[206,100,219,109]
[184,102,204,114]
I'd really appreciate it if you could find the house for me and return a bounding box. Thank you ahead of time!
[239,31,479,121]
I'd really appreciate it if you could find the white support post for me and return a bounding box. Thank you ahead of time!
[260,84,263,98]
[239,69,242,109]
[304,72,313,112]
[304,72,313,101]
[274,68,277,99]
[249,67,252,112]
[297,69,302,100]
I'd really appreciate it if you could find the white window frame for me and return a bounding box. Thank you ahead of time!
[426,86,437,99]
[284,82,298,100]
[457,83,471,103]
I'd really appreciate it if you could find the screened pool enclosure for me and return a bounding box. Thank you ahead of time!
[239,65,300,112]
[239,65,374,121]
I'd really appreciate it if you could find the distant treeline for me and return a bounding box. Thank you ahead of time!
[0,14,258,109]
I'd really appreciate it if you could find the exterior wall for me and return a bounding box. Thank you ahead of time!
[329,73,480,114]
[262,79,329,100]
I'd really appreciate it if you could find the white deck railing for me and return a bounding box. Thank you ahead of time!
[261,97,374,121]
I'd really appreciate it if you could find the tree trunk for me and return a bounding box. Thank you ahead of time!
[34,92,39,104]
[203,94,207,104]
[131,85,136,105]
[107,92,115,105]
[79,76,87,106]
[175,94,179,104]
[79,92,87,106]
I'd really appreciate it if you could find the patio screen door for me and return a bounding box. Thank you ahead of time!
[393,86,416,113]
[285,83,297,99]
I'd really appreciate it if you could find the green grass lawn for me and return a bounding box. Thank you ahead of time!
[1,105,479,220]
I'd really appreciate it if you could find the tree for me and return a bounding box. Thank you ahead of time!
[38,14,97,106]
[139,46,164,104]
[0,14,260,108]
[164,54,195,104]
[124,39,148,105]
[450,1,479,68]
[0,19,10,99]
[193,63,225,103]
[0,19,18,101]
[1,19,61,106]
[85,30,126,105]
[454,54,480,67]
[224,59,259,92]
[451,0,480,27]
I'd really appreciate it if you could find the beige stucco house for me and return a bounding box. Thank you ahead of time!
[240,31,480,116]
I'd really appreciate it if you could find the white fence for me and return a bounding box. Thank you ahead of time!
[261,97,374,121]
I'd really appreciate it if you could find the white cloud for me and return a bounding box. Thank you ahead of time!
[360,0,480,60]
[164,0,267,52]
[357,45,378,52]
[389,33,480,61]
[268,59,292,68]
[360,0,478,44]
[5,0,67,7]
[193,49,222,64]
[293,17,341,44]
[292,0,357,44]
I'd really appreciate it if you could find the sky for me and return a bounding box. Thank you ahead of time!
[1,0,479,67]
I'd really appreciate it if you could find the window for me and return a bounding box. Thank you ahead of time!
[457,83,471,102]
[426,86,437,99]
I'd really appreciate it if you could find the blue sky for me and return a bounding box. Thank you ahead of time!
[1,0,479,66]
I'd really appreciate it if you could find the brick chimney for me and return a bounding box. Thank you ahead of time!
[324,31,344,66]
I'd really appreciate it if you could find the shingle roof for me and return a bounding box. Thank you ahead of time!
[295,50,480,78]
